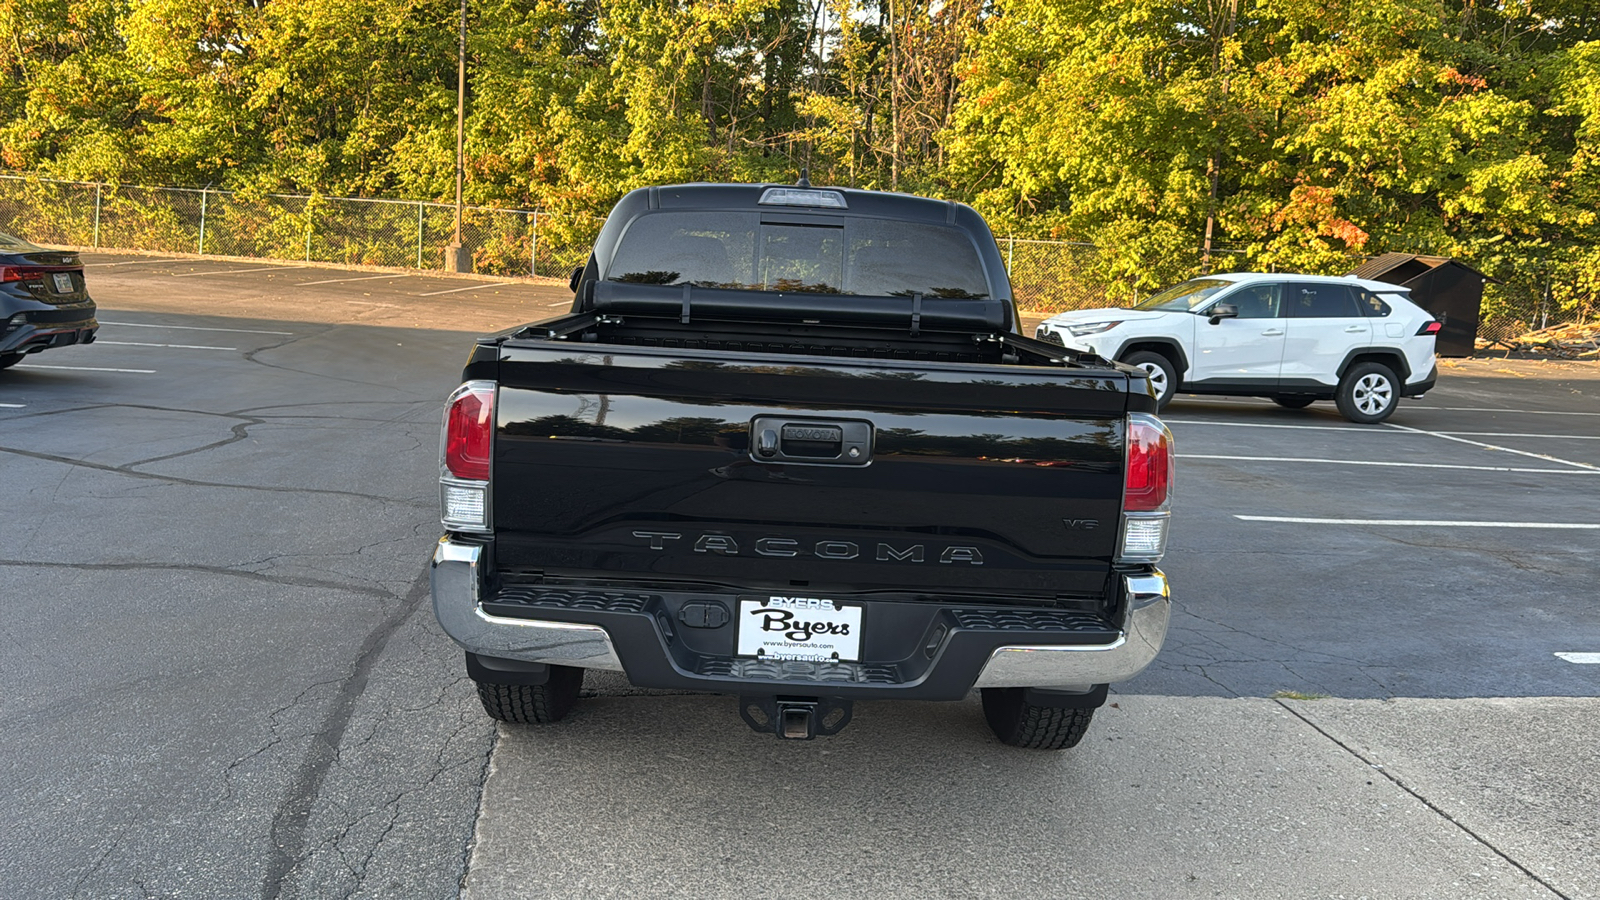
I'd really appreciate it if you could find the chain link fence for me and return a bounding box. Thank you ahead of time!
[3,172,1592,345]
[1000,238,1254,314]
[0,174,600,279]
[999,237,1106,312]
[1477,278,1597,348]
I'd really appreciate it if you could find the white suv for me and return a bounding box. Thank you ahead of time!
[1035,273,1441,423]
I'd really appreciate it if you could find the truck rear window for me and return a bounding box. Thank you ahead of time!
[607,212,990,299]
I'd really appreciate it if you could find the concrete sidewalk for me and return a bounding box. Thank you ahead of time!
[464,693,1597,900]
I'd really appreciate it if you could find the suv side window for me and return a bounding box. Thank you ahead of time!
[1288,283,1359,318]
[1225,282,1281,319]
[1356,289,1392,317]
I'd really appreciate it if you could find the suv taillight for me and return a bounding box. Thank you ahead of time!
[440,381,495,532]
[1119,413,1173,563]
[1417,320,1442,336]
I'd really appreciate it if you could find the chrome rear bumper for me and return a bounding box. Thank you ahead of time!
[970,571,1168,687]
[432,537,1169,691]
[431,540,626,671]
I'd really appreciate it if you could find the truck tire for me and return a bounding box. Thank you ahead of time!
[1335,361,1399,424]
[473,665,584,724]
[981,688,1096,750]
[1122,351,1177,410]
[1272,396,1315,409]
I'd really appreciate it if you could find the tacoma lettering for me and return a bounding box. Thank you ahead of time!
[876,543,925,562]
[694,534,739,555]
[636,532,985,564]
[754,538,801,557]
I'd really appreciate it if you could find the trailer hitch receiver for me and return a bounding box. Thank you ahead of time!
[739,695,853,740]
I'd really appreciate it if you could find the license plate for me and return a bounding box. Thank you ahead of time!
[51,273,73,293]
[736,596,862,662]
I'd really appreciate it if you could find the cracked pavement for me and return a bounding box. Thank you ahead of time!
[0,256,559,899]
[2,256,1597,899]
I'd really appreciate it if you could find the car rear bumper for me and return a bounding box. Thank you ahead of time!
[1404,361,1437,398]
[431,537,1170,700]
[1,310,98,355]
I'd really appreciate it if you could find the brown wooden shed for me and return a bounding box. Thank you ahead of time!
[1348,254,1495,357]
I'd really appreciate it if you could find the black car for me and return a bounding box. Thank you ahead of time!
[1,230,98,370]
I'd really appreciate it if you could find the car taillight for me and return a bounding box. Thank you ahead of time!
[440,381,495,532]
[1,265,78,284]
[1417,320,1442,336]
[0,266,46,283]
[1119,412,1173,563]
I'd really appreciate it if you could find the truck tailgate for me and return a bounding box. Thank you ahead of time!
[491,343,1130,600]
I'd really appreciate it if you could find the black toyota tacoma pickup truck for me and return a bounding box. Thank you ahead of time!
[431,182,1173,749]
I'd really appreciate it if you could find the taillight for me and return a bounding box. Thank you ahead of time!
[1119,413,1173,563]
[0,266,46,283]
[1417,320,1442,336]
[1125,413,1173,512]
[0,265,77,285]
[440,381,495,532]
[444,382,495,479]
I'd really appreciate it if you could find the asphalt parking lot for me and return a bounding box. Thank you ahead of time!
[1,253,1596,899]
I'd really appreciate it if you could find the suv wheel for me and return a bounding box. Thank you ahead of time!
[473,665,584,724]
[1335,362,1399,424]
[981,688,1096,750]
[1122,351,1176,410]
[1273,396,1315,409]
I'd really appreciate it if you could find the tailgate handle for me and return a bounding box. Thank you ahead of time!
[750,417,872,465]
[782,424,842,457]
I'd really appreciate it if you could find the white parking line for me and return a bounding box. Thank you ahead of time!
[83,258,187,267]
[0,402,24,408]
[1384,422,1600,471]
[1182,454,1600,475]
[96,340,236,351]
[1435,432,1600,440]
[1236,515,1600,529]
[1167,420,1392,433]
[20,364,156,373]
[1555,652,1600,664]
[1166,420,1600,441]
[1412,406,1600,417]
[418,282,501,296]
[296,273,415,286]
[100,322,293,335]
[172,265,309,278]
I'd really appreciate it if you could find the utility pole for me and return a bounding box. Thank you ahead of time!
[446,0,471,273]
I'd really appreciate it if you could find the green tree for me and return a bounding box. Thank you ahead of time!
[944,0,1596,302]
[0,0,140,180]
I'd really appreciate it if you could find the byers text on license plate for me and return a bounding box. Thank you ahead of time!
[736,596,862,662]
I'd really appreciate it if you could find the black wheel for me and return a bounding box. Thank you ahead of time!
[1335,361,1399,424]
[981,688,1096,750]
[473,665,584,724]
[1122,351,1177,410]
[1272,396,1316,409]
[0,353,23,370]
